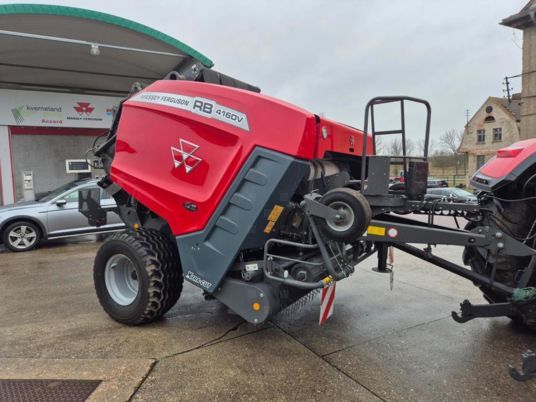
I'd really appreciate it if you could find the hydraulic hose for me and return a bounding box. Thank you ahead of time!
[262,238,335,289]
[263,272,326,289]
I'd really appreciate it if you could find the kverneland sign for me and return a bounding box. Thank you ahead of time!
[0,89,121,128]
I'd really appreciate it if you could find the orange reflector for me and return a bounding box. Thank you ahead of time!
[252,302,261,311]
[133,223,140,231]
[497,147,523,158]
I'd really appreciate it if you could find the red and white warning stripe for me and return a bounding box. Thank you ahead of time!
[319,283,336,325]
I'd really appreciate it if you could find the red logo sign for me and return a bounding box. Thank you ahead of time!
[74,102,95,116]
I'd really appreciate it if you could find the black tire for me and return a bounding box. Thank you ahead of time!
[464,196,536,329]
[2,220,42,252]
[94,229,183,325]
[318,188,371,242]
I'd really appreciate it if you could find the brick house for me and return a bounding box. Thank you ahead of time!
[458,95,521,182]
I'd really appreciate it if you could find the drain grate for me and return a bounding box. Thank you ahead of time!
[0,379,101,402]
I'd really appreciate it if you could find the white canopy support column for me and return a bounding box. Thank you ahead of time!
[0,126,15,205]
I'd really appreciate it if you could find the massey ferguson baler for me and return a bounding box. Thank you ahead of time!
[83,64,536,364]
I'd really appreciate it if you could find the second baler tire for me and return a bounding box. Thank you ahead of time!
[94,229,183,325]
[318,188,371,242]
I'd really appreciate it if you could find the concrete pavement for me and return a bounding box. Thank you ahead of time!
[1,235,535,401]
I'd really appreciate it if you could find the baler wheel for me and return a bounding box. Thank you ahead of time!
[318,188,371,242]
[94,229,183,325]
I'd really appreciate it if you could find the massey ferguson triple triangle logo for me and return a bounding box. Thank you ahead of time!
[171,139,202,174]
[73,102,95,116]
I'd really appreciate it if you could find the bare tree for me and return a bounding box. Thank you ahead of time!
[440,129,463,155]
[386,137,415,156]
[406,138,415,156]
[431,149,449,156]
[374,137,385,155]
[416,138,434,156]
[388,138,403,156]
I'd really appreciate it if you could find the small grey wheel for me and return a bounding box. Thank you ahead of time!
[3,221,41,252]
[325,200,355,232]
[318,188,371,242]
[104,254,139,305]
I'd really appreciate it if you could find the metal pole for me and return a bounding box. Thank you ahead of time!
[372,242,389,273]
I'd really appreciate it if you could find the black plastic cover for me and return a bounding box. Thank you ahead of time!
[406,160,428,200]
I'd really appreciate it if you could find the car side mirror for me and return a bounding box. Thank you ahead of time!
[56,199,67,207]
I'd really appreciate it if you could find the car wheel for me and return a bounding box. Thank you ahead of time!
[2,221,42,252]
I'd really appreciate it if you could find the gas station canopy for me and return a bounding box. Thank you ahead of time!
[0,4,214,95]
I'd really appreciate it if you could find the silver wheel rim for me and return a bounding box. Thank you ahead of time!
[8,225,37,250]
[326,201,355,232]
[104,254,139,306]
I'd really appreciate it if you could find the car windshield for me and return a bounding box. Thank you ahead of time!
[38,180,81,202]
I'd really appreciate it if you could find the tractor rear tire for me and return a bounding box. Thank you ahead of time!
[464,196,536,330]
[94,229,183,325]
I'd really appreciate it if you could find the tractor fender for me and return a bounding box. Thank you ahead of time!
[471,139,536,192]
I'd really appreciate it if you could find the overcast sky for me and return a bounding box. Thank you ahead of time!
[3,0,528,149]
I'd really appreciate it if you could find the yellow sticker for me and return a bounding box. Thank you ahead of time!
[367,225,386,236]
[264,205,284,234]
[267,205,284,222]
[264,220,276,234]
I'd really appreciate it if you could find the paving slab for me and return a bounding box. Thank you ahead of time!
[392,244,485,301]
[132,327,381,402]
[326,317,536,401]
[0,357,154,401]
[1,237,535,401]
[273,245,486,356]
[0,242,262,360]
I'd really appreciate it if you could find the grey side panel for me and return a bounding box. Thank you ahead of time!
[213,278,312,324]
[176,147,309,293]
[364,156,390,195]
[213,278,274,324]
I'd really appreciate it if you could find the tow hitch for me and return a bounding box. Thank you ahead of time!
[510,350,536,381]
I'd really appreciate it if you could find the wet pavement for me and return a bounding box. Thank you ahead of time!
[1,234,535,401]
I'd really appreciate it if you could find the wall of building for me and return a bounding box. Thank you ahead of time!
[0,89,119,205]
[459,98,520,184]
[11,133,102,201]
[521,26,536,139]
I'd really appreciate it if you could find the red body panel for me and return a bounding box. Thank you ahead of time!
[315,117,373,159]
[111,80,371,235]
[479,139,536,179]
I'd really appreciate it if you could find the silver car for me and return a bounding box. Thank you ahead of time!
[425,187,478,203]
[0,179,125,252]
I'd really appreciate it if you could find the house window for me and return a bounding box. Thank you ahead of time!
[493,127,502,142]
[484,116,495,123]
[476,155,486,169]
[476,129,485,144]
